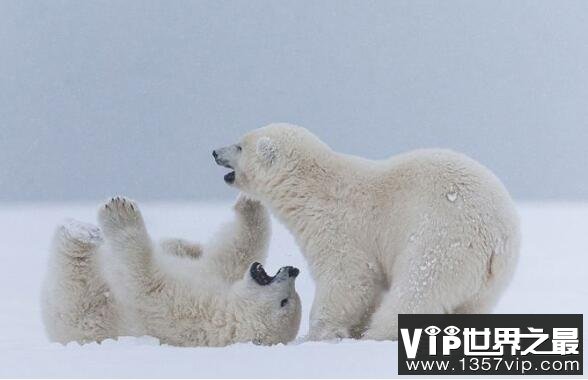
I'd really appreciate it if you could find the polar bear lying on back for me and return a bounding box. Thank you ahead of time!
[213,123,520,341]
[42,195,301,346]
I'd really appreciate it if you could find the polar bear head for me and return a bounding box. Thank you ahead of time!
[232,262,301,345]
[213,123,329,199]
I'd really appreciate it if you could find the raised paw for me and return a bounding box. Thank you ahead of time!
[98,196,144,234]
[234,193,263,214]
[54,219,103,257]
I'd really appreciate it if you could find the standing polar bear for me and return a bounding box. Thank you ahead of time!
[213,123,520,341]
[42,195,301,346]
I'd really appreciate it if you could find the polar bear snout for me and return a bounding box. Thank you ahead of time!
[212,145,240,168]
[212,149,231,169]
[284,266,300,278]
[213,145,241,184]
[273,265,300,284]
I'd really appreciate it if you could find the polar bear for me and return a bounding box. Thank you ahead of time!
[42,195,301,346]
[213,123,520,341]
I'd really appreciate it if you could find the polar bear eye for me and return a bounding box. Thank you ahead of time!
[280,298,288,307]
[236,144,242,152]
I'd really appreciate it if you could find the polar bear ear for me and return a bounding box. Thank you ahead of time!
[256,137,278,165]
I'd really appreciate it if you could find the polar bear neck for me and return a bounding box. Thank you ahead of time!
[260,149,375,253]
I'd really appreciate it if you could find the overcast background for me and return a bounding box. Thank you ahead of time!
[1,0,587,202]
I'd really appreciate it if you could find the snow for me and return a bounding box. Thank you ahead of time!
[0,201,586,378]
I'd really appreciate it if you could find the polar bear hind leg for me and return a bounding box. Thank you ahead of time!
[453,244,516,314]
[98,197,161,297]
[42,219,118,344]
[453,293,494,314]
[363,237,488,340]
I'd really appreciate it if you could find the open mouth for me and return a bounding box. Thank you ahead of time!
[250,262,274,285]
[250,262,299,286]
[213,152,236,184]
[224,171,235,184]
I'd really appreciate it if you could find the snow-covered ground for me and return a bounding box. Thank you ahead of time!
[0,202,586,378]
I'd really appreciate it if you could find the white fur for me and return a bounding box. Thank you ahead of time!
[42,195,301,346]
[214,123,520,341]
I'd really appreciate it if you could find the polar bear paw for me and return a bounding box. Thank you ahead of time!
[361,326,398,341]
[98,196,144,234]
[307,322,351,341]
[54,219,103,257]
[233,193,262,213]
[233,194,269,228]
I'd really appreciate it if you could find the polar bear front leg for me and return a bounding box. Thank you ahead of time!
[308,262,384,340]
[206,193,270,282]
[98,197,156,289]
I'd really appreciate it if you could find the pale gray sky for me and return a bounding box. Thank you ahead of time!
[1,0,587,201]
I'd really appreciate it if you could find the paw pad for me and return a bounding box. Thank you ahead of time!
[98,196,143,230]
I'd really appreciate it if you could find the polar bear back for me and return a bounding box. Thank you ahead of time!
[369,149,519,294]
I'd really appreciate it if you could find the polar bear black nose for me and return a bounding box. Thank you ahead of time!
[287,267,299,278]
[212,150,218,159]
